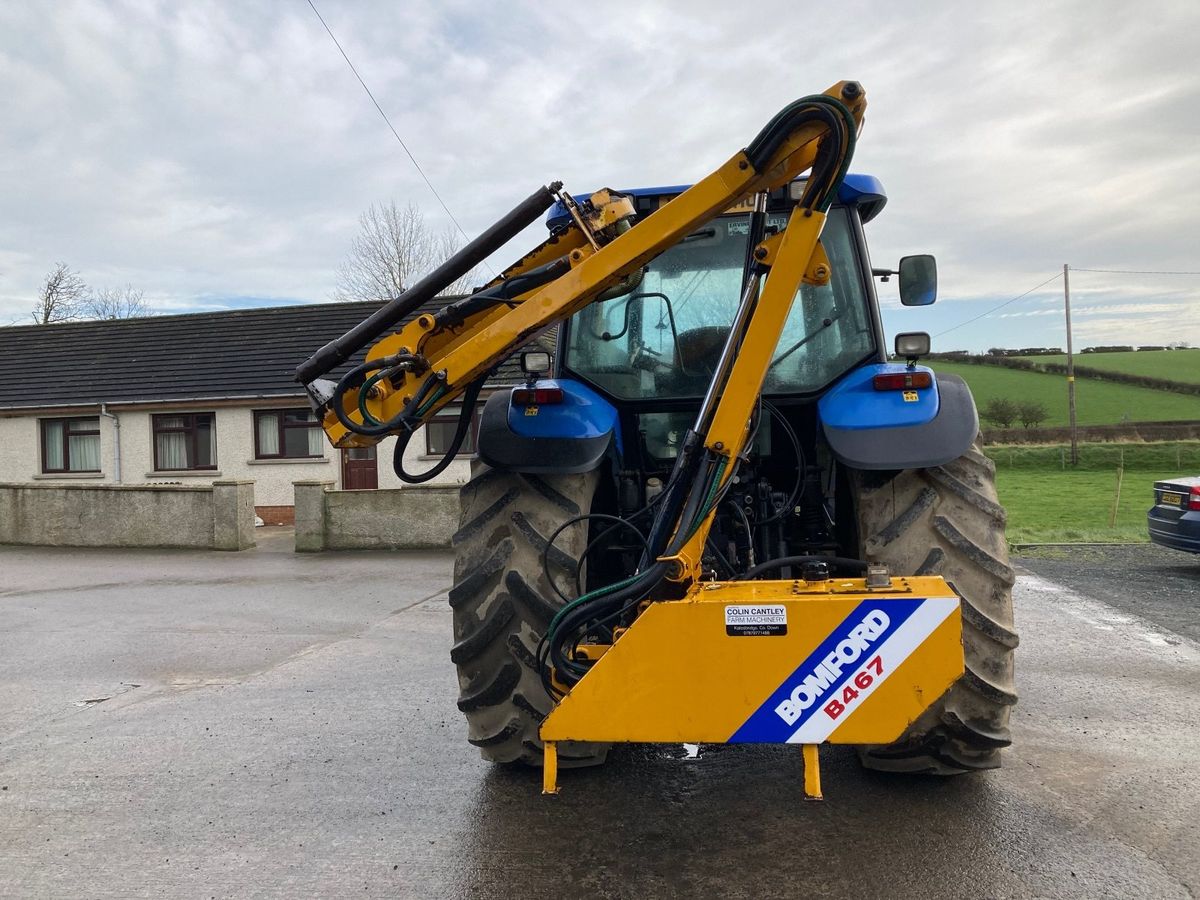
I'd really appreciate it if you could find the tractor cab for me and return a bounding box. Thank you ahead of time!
[550,175,892,406]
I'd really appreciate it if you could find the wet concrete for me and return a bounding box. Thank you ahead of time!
[0,540,1197,898]
[1017,543,1200,642]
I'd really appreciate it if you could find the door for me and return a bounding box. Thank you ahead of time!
[341,446,378,490]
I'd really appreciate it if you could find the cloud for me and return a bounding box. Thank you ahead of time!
[0,0,1197,353]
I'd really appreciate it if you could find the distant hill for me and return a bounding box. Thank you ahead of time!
[1012,349,1200,386]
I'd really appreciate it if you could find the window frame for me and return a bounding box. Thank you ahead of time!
[423,407,482,458]
[252,408,325,460]
[152,412,218,472]
[40,416,101,474]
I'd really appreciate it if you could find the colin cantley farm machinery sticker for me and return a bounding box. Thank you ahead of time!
[725,604,788,636]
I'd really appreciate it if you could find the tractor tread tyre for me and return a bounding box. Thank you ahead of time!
[450,463,607,768]
[853,439,1018,775]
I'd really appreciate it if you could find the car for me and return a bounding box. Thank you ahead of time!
[1147,476,1200,554]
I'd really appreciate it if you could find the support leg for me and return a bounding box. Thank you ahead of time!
[542,741,560,795]
[802,744,823,801]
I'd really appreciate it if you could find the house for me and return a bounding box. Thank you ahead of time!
[0,299,523,524]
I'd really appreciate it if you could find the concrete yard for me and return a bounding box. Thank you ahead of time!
[1,534,1197,898]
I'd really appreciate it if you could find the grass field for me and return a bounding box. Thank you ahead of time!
[929,360,1200,426]
[1013,349,1200,385]
[987,441,1200,544]
[996,469,1172,544]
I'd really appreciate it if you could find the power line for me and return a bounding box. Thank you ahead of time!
[1069,267,1200,276]
[933,272,1063,338]
[305,0,479,254]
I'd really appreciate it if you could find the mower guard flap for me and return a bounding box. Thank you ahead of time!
[540,576,963,746]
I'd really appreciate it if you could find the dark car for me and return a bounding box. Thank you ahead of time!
[1147,476,1200,554]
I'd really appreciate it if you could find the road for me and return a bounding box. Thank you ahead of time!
[0,534,1197,899]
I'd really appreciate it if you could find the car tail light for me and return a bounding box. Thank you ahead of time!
[512,386,564,406]
[1189,486,1200,512]
[872,371,933,391]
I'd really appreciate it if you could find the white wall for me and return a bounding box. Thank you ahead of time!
[0,413,118,485]
[0,403,472,506]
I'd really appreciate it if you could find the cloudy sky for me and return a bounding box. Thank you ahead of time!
[2,0,1198,351]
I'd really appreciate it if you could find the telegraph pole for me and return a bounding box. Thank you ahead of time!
[1063,264,1078,465]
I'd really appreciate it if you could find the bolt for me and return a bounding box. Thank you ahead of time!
[738,160,749,170]
[714,441,724,450]
[754,247,768,260]
[841,82,862,101]
[815,265,830,280]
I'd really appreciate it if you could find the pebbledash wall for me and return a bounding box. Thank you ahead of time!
[0,403,473,524]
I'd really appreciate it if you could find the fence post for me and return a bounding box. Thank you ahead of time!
[294,480,334,552]
[212,480,256,550]
[1108,466,1124,529]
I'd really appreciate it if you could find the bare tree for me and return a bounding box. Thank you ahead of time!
[981,397,1019,429]
[32,263,88,324]
[334,200,478,303]
[85,285,149,320]
[1017,400,1049,429]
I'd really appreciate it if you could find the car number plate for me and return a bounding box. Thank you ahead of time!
[1161,491,1183,507]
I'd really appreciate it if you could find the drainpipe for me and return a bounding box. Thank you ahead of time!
[99,403,121,483]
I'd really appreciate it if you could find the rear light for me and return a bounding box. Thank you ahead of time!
[872,371,933,391]
[1189,486,1200,512]
[512,387,564,406]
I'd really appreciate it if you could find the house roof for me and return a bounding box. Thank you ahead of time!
[0,298,532,411]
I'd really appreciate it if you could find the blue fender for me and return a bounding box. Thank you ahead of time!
[477,378,623,474]
[819,364,978,470]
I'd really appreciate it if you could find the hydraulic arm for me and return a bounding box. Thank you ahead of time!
[299,79,864,555]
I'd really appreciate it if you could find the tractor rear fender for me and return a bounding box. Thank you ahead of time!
[819,365,978,470]
[477,378,621,474]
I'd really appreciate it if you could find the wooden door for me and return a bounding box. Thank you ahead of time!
[341,446,378,490]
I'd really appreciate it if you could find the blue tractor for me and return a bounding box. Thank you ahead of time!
[299,83,1017,783]
[454,176,1017,774]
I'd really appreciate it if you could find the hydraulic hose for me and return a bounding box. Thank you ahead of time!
[392,378,484,484]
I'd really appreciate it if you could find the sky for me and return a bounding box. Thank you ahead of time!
[1,0,1198,352]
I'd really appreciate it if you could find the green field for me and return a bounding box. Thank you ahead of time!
[995,469,1167,544]
[930,360,1200,426]
[987,441,1199,544]
[1014,349,1200,385]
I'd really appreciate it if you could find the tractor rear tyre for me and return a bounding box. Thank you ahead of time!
[852,441,1019,774]
[449,463,608,767]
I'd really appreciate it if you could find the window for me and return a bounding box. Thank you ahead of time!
[254,409,324,459]
[424,408,479,456]
[564,206,875,400]
[153,413,216,471]
[41,417,101,473]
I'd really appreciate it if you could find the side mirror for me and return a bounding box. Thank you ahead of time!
[898,254,937,306]
[895,331,931,361]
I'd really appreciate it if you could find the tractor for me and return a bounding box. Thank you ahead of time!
[297,81,1017,794]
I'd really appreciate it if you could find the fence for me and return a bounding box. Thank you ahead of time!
[984,441,1200,472]
[982,421,1200,446]
[0,481,256,550]
[293,480,460,551]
